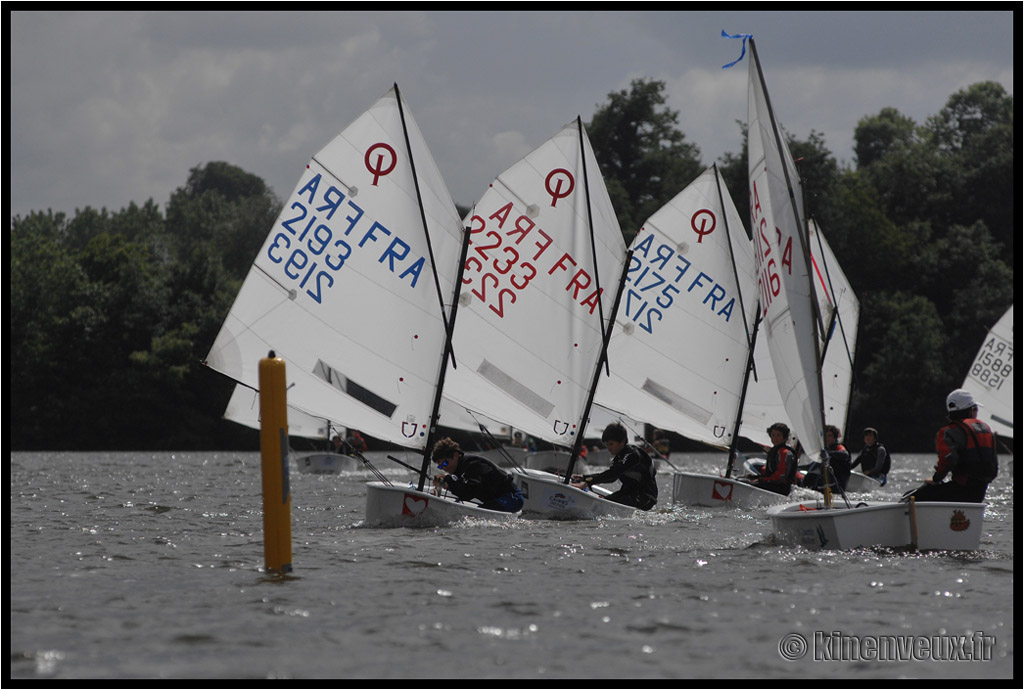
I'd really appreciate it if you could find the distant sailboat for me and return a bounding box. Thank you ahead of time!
[222,383,359,474]
[962,305,1014,440]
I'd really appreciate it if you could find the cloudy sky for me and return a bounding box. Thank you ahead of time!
[9,10,1015,222]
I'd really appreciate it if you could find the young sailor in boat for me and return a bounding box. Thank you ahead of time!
[849,427,891,485]
[430,437,524,512]
[571,423,658,510]
[799,425,851,492]
[740,422,798,495]
[904,389,998,503]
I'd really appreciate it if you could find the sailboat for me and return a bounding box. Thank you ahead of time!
[732,38,986,549]
[205,84,518,527]
[222,383,360,474]
[442,117,636,519]
[961,305,1013,441]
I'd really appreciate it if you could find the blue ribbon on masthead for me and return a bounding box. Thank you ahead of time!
[721,30,753,69]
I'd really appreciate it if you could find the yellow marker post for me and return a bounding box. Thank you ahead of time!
[259,351,292,574]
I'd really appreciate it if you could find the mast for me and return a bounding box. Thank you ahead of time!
[392,83,469,491]
[394,82,457,370]
[561,115,624,483]
[750,37,831,503]
[418,227,471,491]
[724,311,762,478]
[711,163,760,478]
[577,116,611,376]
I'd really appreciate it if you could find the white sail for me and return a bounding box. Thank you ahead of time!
[581,403,644,439]
[593,166,760,449]
[962,305,1013,438]
[437,398,512,437]
[205,85,465,449]
[741,219,859,445]
[223,384,337,440]
[746,39,826,458]
[442,118,627,448]
[223,384,504,440]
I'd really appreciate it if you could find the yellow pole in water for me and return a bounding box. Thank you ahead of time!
[259,351,292,574]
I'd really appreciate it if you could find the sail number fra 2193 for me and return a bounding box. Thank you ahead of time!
[265,171,428,304]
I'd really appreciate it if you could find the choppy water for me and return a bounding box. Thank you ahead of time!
[9,450,1014,680]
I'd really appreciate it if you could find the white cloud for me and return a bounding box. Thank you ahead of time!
[9,10,1014,220]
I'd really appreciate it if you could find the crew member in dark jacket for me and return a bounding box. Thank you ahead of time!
[906,389,998,503]
[801,425,851,492]
[431,437,524,512]
[850,427,891,485]
[572,423,658,510]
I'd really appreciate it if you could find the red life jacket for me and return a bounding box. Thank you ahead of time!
[762,443,797,484]
[937,418,998,484]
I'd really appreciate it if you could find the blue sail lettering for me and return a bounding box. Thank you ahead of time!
[298,173,321,204]
[317,186,346,220]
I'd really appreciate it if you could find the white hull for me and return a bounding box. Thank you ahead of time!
[513,469,637,520]
[293,452,360,474]
[844,472,883,493]
[521,450,590,475]
[672,471,792,508]
[767,500,985,550]
[363,481,521,528]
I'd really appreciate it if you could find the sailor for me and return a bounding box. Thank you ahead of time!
[572,423,658,510]
[430,437,524,513]
[800,425,851,492]
[905,389,998,503]
[741,422,798,495]
[850,427,891,485]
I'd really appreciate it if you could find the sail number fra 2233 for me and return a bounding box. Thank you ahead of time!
[462,201,605,319]
[265,171,427,304]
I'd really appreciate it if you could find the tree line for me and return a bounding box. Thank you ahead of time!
[11,80,1013,451]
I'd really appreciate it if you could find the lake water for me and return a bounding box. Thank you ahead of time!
[9,450,1014,680]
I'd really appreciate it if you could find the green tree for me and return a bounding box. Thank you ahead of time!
[844,84,1013,448]
[165,161,280,278]
[145,162,281,447]
[11,162,281,450]
[849,292,948,449]
[587,78,704,241]
[925,81,1014,256]
[853,106,917,168]
[12,211,88,446]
